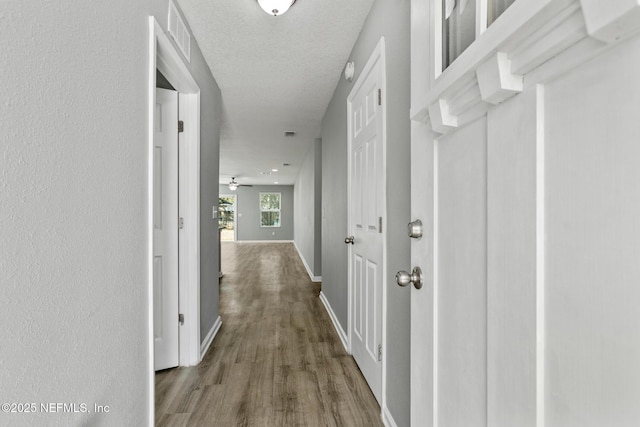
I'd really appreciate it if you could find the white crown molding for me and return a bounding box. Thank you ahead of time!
[412,0,640,134]
[476,51,523,105]
[580,0,640,43]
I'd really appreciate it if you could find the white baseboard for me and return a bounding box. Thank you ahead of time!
[382,405,398,427]
[319,291,349,353]
[234,240,294,243]
[293,241,322,282]
[200,316,222,359]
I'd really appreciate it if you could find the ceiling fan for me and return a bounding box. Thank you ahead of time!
[228,177,253,191]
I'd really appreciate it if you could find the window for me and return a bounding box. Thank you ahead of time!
[442,0,516,70]
[259,192,281,227]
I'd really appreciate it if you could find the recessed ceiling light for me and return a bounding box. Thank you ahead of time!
[271,169,278,172]
[274,181,279,184]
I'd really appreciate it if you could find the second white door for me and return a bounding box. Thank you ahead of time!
[347,39,385,404]
[153,87,180,371]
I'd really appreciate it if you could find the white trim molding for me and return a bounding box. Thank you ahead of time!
[319,291,349,353]
[293,240,322,282]
[382,405,399,427]
[233,240,293,243]
[149,17,202,398]
[200,316,222,360]
[412,0,640,134]
[580,0,640,43]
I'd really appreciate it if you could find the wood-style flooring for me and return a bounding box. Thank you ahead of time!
[155,242,383,426]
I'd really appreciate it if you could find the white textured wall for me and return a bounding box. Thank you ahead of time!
[0,1,220,425]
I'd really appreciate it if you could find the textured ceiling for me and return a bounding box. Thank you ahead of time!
[177,0,374,185]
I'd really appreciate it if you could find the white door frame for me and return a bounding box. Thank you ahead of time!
[346,36,389,417]
[147,16,201,417]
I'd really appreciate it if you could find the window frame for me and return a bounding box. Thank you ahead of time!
[259,192,282,228]
[435,0,517,78]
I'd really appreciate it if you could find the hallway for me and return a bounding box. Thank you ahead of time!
[155,242,382,426]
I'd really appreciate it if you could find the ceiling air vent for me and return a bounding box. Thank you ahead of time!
[168,1,191,62]
[284,131,296,137]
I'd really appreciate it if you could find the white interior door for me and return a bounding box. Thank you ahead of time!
[153,87,180,371]
[410,10,640,427]
[347,41,385,404]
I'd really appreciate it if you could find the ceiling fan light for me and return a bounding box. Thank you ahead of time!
[257,0,295,16]
[229,177,239,191]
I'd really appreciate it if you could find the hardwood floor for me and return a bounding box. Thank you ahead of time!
[155,242,383,426]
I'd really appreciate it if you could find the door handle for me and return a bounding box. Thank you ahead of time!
[408,219,423,239]
[395,266,423,289]
[344,236,355,244]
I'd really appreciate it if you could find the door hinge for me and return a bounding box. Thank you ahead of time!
[378,217,382,234]
[377,344,382,361]
[178,120,184,133]
[178,313,184,325]
[179,217,184,229]
[378,88,382,106]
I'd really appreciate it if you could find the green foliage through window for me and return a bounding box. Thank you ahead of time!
[260,193,281,227]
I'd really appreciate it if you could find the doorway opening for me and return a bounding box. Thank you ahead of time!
[148,16,202,420]
[219,194,237,241]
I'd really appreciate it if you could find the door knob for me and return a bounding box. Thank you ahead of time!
[344,236,355,244]
[395,266,423,289]
[408,219,423,239]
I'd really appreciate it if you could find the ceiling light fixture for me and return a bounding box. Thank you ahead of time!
[257,0,296,16]
[271,169,278,172]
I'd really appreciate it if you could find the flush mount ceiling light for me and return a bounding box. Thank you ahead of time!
[257,0,296,16]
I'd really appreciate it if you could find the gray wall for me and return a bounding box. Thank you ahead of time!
[320,0,411,425]
[293,139,322,277]
[219,185,294,241]
[0,1,220,425]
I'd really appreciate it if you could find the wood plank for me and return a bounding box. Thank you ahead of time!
[155,242,383,426]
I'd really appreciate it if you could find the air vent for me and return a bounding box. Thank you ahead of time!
[168,1,191,62]
[284,131,296,137]
[283,163,291,167]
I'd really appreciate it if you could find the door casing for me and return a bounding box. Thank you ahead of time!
[148,16,201,425]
